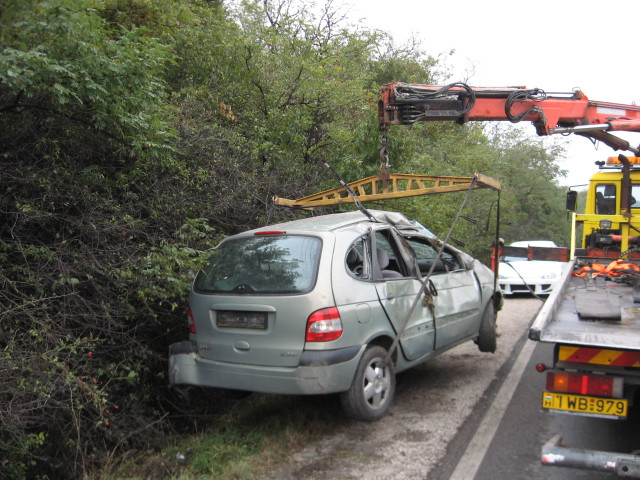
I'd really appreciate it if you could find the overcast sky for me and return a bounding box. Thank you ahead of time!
[340,0,640,187]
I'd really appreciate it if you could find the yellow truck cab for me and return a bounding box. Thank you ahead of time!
[577,156,640,257]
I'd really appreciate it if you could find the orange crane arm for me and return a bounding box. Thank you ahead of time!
[379,82,640,154]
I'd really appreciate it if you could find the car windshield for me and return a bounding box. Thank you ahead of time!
[195,235,322,294]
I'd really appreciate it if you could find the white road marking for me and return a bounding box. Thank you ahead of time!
[448,337,538,480]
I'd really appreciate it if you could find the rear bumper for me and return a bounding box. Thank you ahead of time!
[168,342,364,395]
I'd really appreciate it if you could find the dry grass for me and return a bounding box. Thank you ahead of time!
[99,391,345,479]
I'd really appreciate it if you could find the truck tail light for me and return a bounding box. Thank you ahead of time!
[187,307,197,334]
[546,371,623,398]
[306,307,343,342]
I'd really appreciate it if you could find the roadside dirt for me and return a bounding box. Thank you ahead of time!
[268,297,542,480]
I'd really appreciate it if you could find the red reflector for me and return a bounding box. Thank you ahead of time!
[254,230,286,235]
[306,307,343,342]
[535,363,546,372]
[187,308,196,334]
[546,371,616,397]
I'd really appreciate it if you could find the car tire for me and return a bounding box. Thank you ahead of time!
[477,301,497,353]
[340,345,395,421]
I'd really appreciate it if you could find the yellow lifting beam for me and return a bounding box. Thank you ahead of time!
[273,172,501,210]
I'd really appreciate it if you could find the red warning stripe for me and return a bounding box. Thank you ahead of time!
[611,351,640,367]
[559,345,640,367]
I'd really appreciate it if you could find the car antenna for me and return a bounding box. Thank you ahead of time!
[318,158,378,222]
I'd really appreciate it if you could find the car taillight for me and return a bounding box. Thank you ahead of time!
[546,371,623,398]
[187,308,196,334]
[306,307,343,342]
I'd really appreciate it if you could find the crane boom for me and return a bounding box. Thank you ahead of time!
[379,82,640,154]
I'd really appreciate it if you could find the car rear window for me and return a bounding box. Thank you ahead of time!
[195,235,322,294]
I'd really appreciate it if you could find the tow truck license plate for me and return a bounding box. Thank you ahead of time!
[542,391,628,418]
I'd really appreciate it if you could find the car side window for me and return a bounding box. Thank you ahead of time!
[442,249,462,271]
[346,236,370,279]
[405,237,462,275]
[374,230,407,279]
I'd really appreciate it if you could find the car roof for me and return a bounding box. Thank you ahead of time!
[246,209,416,235]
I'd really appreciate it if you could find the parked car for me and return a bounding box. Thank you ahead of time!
[168,210,502,421]
[498,240,566,296]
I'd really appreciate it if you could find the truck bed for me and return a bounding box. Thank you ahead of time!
[529,259,640,350]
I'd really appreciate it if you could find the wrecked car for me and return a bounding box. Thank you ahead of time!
[168,210,502,420]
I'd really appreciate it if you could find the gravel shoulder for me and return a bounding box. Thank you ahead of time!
[269,297,543,480]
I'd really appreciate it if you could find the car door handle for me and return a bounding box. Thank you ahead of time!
[387,294,396,300]
[428,279,438,296]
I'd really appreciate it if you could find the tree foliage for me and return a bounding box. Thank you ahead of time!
[0,0,571,477]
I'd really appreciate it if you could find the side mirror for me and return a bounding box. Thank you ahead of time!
[566,190,577,212]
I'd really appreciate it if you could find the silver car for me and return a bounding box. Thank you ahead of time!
[169,210,502,421]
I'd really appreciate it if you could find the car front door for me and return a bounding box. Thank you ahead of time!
[404,235,482,349]
[371,229,435,361]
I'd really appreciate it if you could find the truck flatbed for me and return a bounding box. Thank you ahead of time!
[529,259,640,350]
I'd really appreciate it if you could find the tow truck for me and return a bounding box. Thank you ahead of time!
[377,82,640,477]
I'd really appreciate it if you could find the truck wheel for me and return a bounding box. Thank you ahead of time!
[477,301,497,353]
[340,345,395,421]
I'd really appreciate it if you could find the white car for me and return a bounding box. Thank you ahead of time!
[498,241,565,296]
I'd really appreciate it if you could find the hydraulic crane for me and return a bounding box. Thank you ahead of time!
[378,82,640,155]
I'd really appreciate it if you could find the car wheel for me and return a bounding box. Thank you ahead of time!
[477,301,497,353]
[340,345,395,421]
